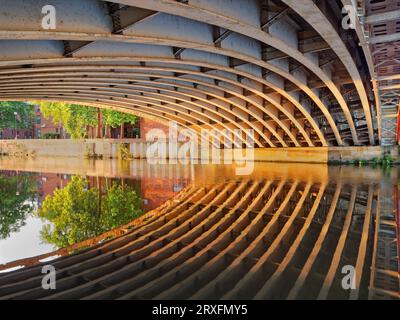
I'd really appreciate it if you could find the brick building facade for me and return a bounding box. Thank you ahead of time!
[34,105,67,139]
[139,118,170,140]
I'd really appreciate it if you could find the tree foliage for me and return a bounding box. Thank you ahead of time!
[102,109,137,128]
[37,101,98,139]
[36,101,138,139]
[0,172,38,239]
[0,101,35,131]
[37,176,143,248]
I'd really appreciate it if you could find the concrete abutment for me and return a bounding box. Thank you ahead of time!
[0,139,398,164]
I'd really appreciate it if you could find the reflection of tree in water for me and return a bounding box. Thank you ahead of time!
[38,176,143,248]
[0,172,37,239]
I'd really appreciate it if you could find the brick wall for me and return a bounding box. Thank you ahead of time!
[140,118,170,140]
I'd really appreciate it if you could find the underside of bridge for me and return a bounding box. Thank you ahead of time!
[1,0,395,148]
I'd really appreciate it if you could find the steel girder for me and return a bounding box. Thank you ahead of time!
[341,0,400,145]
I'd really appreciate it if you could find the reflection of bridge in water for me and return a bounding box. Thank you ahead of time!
[0,161,398,300]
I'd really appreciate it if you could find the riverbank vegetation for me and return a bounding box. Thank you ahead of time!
[37,101,138,139]
[0,101,35,138]
[329,154,399,167]
[0,101,139,140]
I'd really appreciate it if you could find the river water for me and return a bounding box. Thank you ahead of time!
[0,156,398,299]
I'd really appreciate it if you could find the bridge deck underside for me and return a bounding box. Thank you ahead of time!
[0,0,380,147]
[0,180,398,300]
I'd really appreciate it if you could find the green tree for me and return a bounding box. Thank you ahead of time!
[0,172,38,239]
[36,102,138,139]
[38,101,98,139]
[38,176,143,247]
[102,109,137,137]
[0,101,35,133]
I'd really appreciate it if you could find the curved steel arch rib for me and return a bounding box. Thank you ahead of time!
[114,0,371,144]
[4,88,264,147]
[0,64,317,146]
[0,73,301,147]
[0,57,331,146]
[0,38,342,144]
[1,95,248,148]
